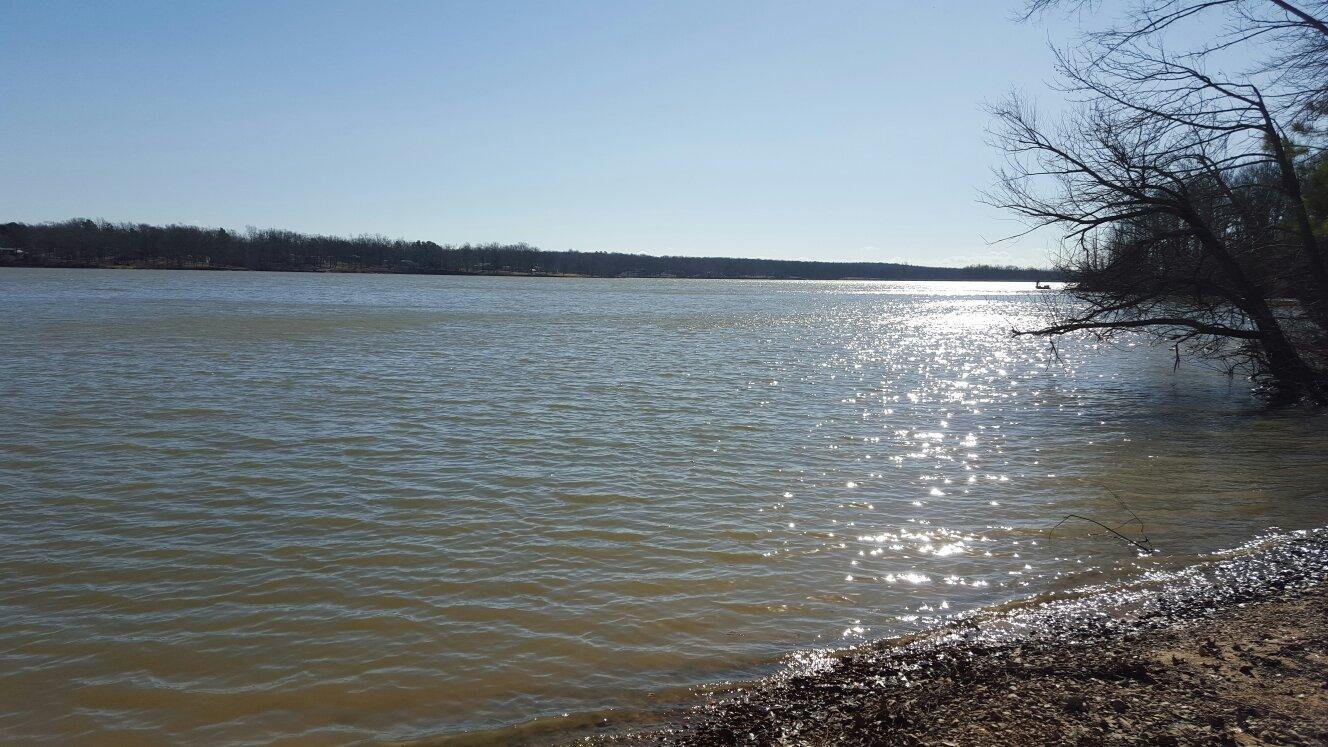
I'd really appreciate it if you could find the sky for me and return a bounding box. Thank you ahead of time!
[1,1,1090,267]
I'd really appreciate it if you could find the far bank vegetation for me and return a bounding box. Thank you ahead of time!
[0,220,1051,283]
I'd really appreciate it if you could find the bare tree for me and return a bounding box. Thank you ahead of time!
[995,0,1328,401]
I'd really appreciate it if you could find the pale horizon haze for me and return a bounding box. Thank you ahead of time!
[1,1,1088,267]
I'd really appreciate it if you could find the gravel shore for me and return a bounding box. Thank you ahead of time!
[594,531,1328,746]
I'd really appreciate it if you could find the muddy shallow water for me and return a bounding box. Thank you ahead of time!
[2,270,1326,744]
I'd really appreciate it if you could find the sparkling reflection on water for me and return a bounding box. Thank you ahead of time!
[1,269,1326,744]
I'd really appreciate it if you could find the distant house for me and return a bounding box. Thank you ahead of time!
[0,245,24,256]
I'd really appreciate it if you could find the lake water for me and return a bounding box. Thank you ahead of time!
[2,269,1326,744]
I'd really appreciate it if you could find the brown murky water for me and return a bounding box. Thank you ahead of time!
[2,269,1326,744]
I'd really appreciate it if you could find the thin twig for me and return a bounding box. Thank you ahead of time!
[1103,487,1152,548]
[1049,514,1158,554]
[1048,338,1067,367]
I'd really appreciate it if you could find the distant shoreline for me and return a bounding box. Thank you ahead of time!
[0,219,1061,283]
[0,259,593,279]
[0,259,1058,283]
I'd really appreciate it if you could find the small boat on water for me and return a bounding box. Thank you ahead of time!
[1035,281,1052,289]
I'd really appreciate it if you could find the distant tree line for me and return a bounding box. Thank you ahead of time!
[0,219,1055,281]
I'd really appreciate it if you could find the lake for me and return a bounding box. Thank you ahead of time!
[2,268,1326,744]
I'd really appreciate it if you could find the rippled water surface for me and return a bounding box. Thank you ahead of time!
[2,269,1326,744]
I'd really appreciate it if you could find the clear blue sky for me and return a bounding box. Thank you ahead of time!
[2,1,1083,267]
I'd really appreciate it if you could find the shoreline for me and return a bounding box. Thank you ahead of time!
[0,219,1056,282]
[624,530,1328,746]
[423,530,1328,746]
[651,588,1328,746]
[0,261,1055,283]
